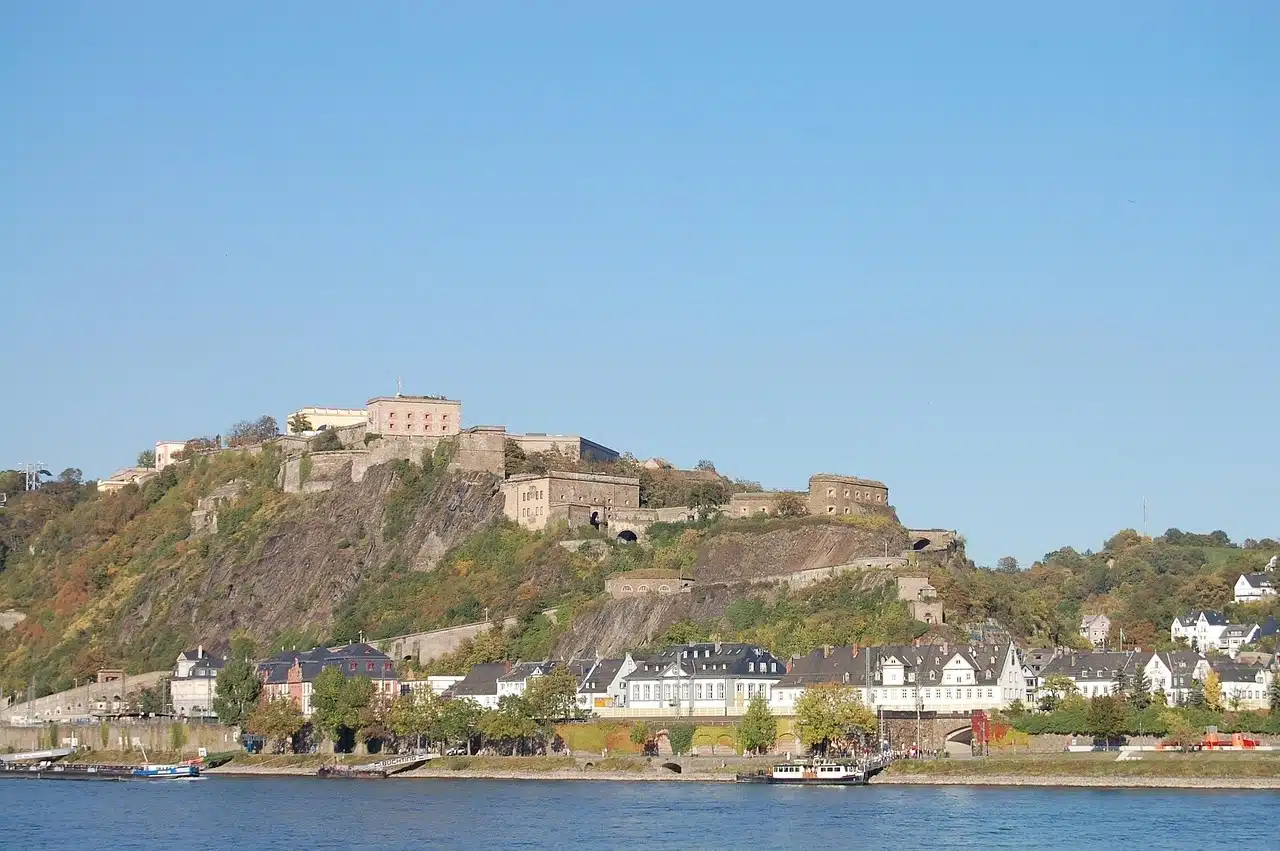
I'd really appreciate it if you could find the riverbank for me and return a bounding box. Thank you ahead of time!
[873,751,1280,789]
[205,754,739,781]
[871,773,1280,789]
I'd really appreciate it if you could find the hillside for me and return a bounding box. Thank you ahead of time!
[6,445,1272,701]
[932,530,1280,649]
[0,449,912,697]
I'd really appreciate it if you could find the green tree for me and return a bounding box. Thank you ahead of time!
[479,696,539,755]
[1161,710,1199,750]
[794,683,875,755]
[997,556,1019,573]
[629,721,653,755]
[287,413,313,434]
[1129,669,1152,710]
[1086,695,1126,745]
[525,666,582,722]
[435,698,482,755]
[389,690,439,751]
[738,694,778,755]
[1039,674,1078,711]
[666,722,696,756]
[213,658,262,726]
[311,668,373,750]
[1111,670,1130,703]
[1186,678,1207,710]
[1269,677,1280,713]
[136,450,156,469]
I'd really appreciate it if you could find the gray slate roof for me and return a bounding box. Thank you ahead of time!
[1210,662,1266,684]
[1239,573,1275,590]
[775,642,1016,689]
[579,658,626,694]
[1175,610,1227,627]
[445,663,511,698]
[257,643,395,685]
[631,643,784,679]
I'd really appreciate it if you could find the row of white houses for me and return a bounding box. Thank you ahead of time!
[440,639,1278,719]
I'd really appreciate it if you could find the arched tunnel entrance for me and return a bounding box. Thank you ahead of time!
[617,530,638,543]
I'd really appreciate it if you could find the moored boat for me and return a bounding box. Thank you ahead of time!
[736,757,867,785]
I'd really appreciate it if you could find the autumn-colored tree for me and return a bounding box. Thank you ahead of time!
[1203,670,1223,712]
[774,492,809,518]
[246,696,306,753]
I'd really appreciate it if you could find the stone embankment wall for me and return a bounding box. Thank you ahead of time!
[0,671,169,724]
[383,617,519,665]
[0,720,240,755]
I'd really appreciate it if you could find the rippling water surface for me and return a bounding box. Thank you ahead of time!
[2,777,1278,849]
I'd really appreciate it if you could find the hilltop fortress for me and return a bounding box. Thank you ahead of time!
[98,387,956,622]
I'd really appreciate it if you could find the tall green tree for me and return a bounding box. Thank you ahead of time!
[311,668,373,749]
[738,695,778,755]
[479,696,539,755]
[136,450,156,469]
[1129,669,1152,710]
[666,722,696,756]
[794,684,875,755]
[213,658,263,726]
[435,698,482,755]
[525,666,582,722]
[1270,678,1280,713]
[1086,695,1126,745]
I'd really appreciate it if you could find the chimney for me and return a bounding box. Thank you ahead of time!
[197,643,204,659]
[823,645,833,659]
[851,644,859,658]
[941,641,948,655]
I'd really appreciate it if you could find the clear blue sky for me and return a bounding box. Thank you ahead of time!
[3,2,1277,568]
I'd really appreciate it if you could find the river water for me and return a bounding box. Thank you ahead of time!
[2,777,1277,849]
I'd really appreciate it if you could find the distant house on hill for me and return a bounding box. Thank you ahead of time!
[1234,572,1277,604]
[1079,614,1111,647]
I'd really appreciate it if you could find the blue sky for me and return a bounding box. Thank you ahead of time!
[3,2,1277,568]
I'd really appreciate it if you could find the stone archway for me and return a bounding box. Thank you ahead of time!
[912,538,932,551]
[617,530,638,543]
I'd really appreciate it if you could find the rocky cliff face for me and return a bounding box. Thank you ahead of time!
[692,515,911,583]
[116,465,505,657]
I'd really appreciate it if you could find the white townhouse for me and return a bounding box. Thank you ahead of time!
[1143,651,1210,705]
[1234,572,1277,604]
[575,656,636,711]
[1218,624,1261,659]
[1170,611,1230,652]
[1038,651,1142,700]
[771,642,1024,715]
[1212,662,1274,710]
[625,643,784,714]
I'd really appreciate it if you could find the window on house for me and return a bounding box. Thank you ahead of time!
[827,488,835,497]
[717,683,725,699]
[844,489,850,498]
[349,663,357,671]
[827,506,835,514]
